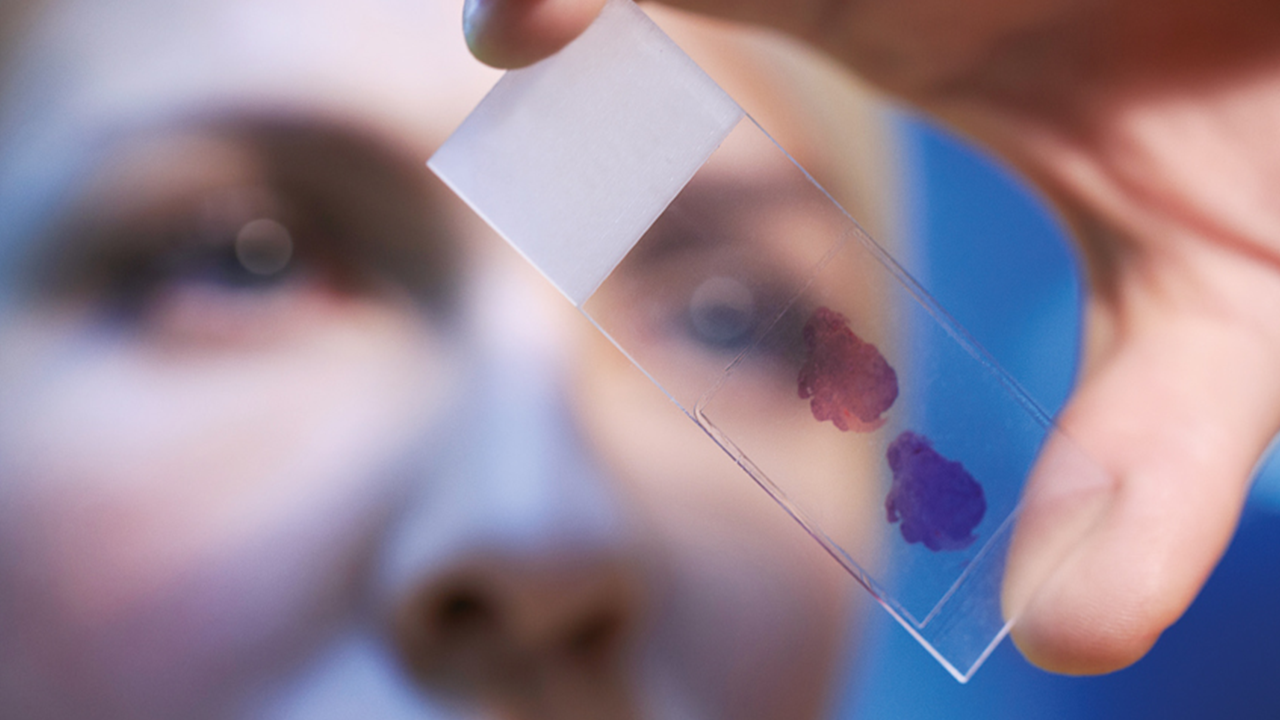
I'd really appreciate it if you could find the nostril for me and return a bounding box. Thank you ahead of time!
[395,580,509,698]
[562,608,626,670]
[392,562,643,716]
[436,588,495,635]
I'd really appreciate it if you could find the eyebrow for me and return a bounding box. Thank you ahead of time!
[625,172,833,268]
[235,116,460,305]
[20,114,462,309]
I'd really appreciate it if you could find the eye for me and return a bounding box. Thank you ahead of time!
[30,170,352,349]
[683,274,810,367]
[26,118,461,313]
[50,199,339,346]
[233,218,293,278]
[687,276,757,351]
[83,194,313,321]
[138,216,296,294]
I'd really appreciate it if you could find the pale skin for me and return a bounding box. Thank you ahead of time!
[461,0,1280,675]
[0,2,905,716]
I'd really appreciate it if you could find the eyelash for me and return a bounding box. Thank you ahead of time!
[29,120,466,328]
[88,216,307,318]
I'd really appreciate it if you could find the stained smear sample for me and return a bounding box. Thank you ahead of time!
[885,431,986,552]
[797,306,898,432]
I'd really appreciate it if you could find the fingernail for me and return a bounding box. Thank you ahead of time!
[462,0,488,49]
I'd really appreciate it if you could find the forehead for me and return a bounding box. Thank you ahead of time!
[0,0,502,276]
[2,0,498,152]
[0,0,891,263]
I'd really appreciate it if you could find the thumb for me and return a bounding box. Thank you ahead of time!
[1003,264,1280,674]
[463,0,607,68]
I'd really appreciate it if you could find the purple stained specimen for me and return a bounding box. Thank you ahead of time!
[797,306,898,432]
[885,431,986,552]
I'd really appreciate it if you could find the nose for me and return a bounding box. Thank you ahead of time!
[397,556,640,719]
[379,271,646,719]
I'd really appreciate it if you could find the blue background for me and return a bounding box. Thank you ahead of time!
[838,114,1280,719]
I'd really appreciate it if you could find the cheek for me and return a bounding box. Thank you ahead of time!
[0,300,452,707]
[574,336,868,720]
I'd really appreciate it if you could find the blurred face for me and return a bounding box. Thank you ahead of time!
[0,1,884,718]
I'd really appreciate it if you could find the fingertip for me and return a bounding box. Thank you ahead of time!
[1008,536,1166,675]
[1011,605,1161,676]
[1007,479,1231,675]
[464,0,608,69]
[1002,422,1233,675]
[1001,430,1116,631]
[1001,312,1277,675]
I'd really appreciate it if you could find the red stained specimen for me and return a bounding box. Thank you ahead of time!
[797,306,898,432]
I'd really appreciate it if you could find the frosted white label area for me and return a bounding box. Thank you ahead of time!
[429,0,743,305]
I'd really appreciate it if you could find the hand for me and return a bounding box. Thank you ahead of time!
[461,0,1280,674]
